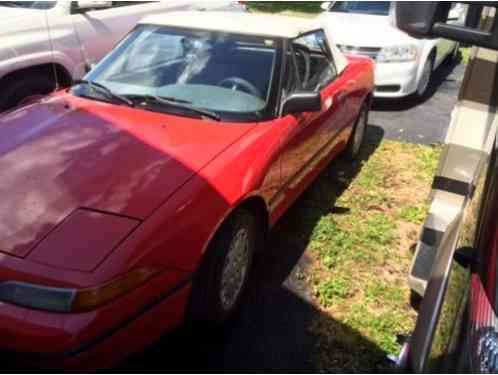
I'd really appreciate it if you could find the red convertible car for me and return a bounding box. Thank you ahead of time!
[0,12,373,369]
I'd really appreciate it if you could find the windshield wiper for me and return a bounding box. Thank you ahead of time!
[73,80,134,107]
[124,94,221,121]
[124,93,192,105]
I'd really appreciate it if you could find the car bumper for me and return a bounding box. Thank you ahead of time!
[373,60,419,98]
[0,277,191,371]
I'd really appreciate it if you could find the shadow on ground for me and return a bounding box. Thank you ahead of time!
[116,125,393,373]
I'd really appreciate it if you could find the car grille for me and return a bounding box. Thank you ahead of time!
[337,45,381,60]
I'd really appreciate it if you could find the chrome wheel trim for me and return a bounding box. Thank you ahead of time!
[220,228,250,311]
[352,109,367,156]
[417,58,432,96]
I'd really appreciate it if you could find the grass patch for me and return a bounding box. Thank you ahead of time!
[247,1,322,14]
[287,137,442,372]
[398,204,427,224]
[459,47,472,65]
[316,275,353,306]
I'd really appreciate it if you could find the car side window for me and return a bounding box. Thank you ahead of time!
[292,30,337,92]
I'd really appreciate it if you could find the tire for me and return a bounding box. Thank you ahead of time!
[410,290,423,311]
[415,53,435,99]
[0,75,55,111]
[343,103,369,161]
[188,208,257,325]
[446,42,460,65]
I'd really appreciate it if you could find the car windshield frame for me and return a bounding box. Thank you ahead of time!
[73,24,284,123]
[0,1,57,9]
[330,1,391,16]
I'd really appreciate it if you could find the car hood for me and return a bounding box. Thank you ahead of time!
[0,94,256,257]
[319,12,416,47]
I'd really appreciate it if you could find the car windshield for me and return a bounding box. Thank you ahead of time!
[0,1,57,9]
[330,1,391,16]
[77,25,280,122]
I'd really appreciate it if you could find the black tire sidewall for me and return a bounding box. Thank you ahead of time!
[188,209,257,325]
[0,75,55,111]
[344,104,368,161]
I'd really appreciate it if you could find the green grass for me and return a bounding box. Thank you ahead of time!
[247,1,322,14]
[292,139,442,372]
[398,204,428,224]
[316,275,353,306]
[459,47,472,65]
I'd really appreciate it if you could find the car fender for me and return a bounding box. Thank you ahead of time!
[0,50,81,83]
[195,122,285,253]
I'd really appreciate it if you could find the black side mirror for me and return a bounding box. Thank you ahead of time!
[282,91,322,116]
[394,2,497,49]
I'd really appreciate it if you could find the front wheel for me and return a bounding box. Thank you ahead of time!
[446,42,460,64]
[187,208,257,325]
[0,75,55,112]
[415,54,435,98]
[344,103,369,161]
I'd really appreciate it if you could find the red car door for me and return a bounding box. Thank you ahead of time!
[279,31,351,205]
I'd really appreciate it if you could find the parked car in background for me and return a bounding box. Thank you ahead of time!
[0,11,373,370]
[319,1,465,98]
[0,0,246,111]
[391,2,498,372]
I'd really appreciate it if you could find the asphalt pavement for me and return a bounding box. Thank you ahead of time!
[370,60,465,144]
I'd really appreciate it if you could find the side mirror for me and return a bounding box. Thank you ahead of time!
[282,92,322,116]
[76,1,112,12]
[321,2,332,11]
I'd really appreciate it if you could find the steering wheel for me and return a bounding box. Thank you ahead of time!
[217,77,262,98]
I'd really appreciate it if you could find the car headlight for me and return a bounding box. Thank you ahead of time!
[0,268,159,313]
[377,45,418,63]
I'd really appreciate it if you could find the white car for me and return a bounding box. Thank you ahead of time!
[319,1,465,98]
[0,0,246,111]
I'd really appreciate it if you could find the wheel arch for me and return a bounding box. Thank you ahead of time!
[0,62,73,89]
[416,46,437,83]
[238,195,270,248]
[199,194,270,263]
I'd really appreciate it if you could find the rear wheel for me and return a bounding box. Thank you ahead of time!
[446,42,460,64]
[344,103,369,160]
[0,75,55,111]
[188,208,257,325]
